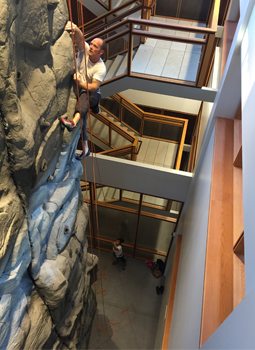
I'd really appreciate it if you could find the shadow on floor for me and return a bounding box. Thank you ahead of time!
[89,312,118,349]
[88,251,162,350]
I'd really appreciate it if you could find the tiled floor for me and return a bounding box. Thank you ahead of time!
[88,251,163,349]
[136,138,177,168]
[131,17,204,82]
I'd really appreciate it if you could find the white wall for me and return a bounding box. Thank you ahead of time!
[240,0,255,296]
[84,155,192,202]
[121,90,202,115]
[166,2,255,349]
[167,130,214,349]
[203,291,255,349]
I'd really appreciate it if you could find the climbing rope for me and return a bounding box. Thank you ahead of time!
[66,0,109,329]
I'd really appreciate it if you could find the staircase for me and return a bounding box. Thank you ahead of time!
[88,106,140,159]
[88,98,179,169]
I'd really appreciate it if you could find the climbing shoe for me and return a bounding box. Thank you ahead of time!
[75,149,90,160]
[59,116,76,131]
[75,140,90,160]
[91,105,100,114]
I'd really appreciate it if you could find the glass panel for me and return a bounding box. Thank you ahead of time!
[95,186,120,202]
[169,201,182,217]
[137,216,175,259]
[121,190,140,205]
[141,195,182,220]
[81,183,90,202]
[101,98,121,119]
[89,116,110,146]
[122,108,142,133]
[96,206,138,247]
[107,32,129,59]
[142,194,167,208]
[143,119,183,141]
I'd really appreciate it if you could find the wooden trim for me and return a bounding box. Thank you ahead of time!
[122,197,173,211]
[114,93,189,124]
[232,116,245,308]
[102,70,197,87]
[208,0,221,30]
[130,18,216,34]
[197,33,216,87]
[161,235,182,350]
[84,200,178,223]
[175,119,188,170]
[200,118,234,345]
[233,166,243,246]
[221,20,238,77]
[91,17,216,42]
[188,102,202,171]
[132,29,206,45]
[128,72,197,86]
[233,119,242,168]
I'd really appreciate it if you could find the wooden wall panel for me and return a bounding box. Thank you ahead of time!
[200,117,234,345]
[221,20,238,77]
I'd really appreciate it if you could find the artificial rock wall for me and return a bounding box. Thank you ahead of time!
[0,0,97,348]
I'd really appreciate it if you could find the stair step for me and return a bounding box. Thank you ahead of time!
[115,53,128,76]
[105,59,114,70]
[104,55,123,80]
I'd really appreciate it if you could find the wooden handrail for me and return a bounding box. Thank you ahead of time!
[196,0,220,87]
[103,93,188,170]
[82,184,175,213]
[208,0,221,30]
[87,18,216,43]
[92,109,137,142]
[132,29,206,45]
[88,110,140,159]
[84,10,218,89]
[114,93,188,125]
[175,119,188,170]
[99,144,137,155]
[86,201,178,223]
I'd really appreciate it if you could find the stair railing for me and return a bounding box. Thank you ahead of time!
[88,108,141,160]
[82,0,144,38]
[101,93,188,170]
[86,0,220,87]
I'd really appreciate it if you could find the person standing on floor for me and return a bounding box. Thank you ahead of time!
[60,21,106,159]
[112,238,126,270]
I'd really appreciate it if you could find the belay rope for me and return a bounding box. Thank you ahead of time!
[66,0,108,331]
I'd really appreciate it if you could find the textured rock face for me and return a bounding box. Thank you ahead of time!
[0,0,97,348]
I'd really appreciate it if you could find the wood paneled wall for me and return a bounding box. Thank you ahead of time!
[200,117,234,345]
[200,116,245,345]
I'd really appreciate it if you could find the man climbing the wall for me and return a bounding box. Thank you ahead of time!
[60,21,106,159]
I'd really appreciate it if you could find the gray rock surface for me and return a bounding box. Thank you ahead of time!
[0,0,98,348]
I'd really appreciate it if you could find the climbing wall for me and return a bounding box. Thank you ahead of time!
[0,0,97,348]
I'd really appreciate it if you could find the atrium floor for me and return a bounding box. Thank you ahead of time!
[88,251,162,349]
